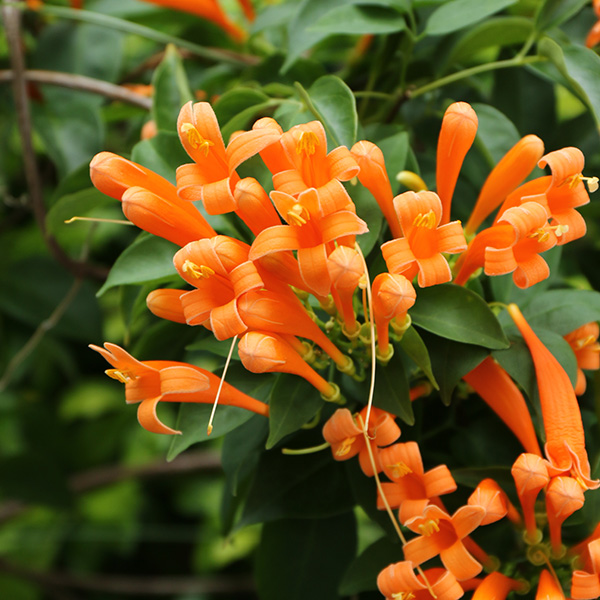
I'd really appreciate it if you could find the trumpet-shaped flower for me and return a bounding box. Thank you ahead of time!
[507,304,599,489]
[572,539,600,599]
[249,187,368,297]
[381,191,467,287]
[536,570,566,600]
[464,135,545,235]
[564,323,600,395]
[468,478,520,526]
[322,407,401,477]
[403,504,486,581]
[377,441,457,524]
[377,563,464,600]
[546,476,585,556]
[90,343,268,434]
[436,102,478,225]
[463,357,541,456]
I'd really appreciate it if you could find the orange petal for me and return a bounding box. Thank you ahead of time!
[234,177,281,235]
[536,569,566,600]
[137,396,181,435]
[440,540,483,581]
[326,146,360,182]
[546,476,585,555]
[210,298,247,340]
[146,289,187,323]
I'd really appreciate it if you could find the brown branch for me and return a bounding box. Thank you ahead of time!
[0,558,255,596]
[0,69,153,109]
[2,1,108,282]
[0,450,222,523]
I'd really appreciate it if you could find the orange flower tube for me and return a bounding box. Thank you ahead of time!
[536,570,566,600]
[436,102,478,225]
[463,357,541,456]
[377,563,464,600]
[545,476,585,557]
[507,304,599,489]
[472,572,528,600]
[464,135,545,235]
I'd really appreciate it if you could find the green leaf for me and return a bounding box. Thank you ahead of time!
[425,334,489,405]
[339,536,402,595]
[425,0,517,36]
[534,0,589,32]
[131,131,190,184]
[46,188,116,236]
[410,284,509,349]
[452,465,513,489]
[310,5,406,35]
[214,88,272,142]
[266,375,324,449]
[399,326,439,389]
[523,289,600,336]
[301,75,358,149]
[448,17,534,65]
[151,44,193,132]
[239,450,355,527]
[472,103,521,165]
[373,351,414,424]
[256,513,357,600]
[167,369,273,461]
[96,235,179,296]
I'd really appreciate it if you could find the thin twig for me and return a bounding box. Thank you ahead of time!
[0,69,153,109]
[2,0,108,281]
[0,557,254,596]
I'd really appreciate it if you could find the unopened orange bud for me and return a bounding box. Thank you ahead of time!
[147,289,187,324]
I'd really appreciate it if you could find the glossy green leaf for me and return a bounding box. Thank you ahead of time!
[410,284,509,349]
[339,536,402,595]
[425,334,489,405]
[472,103,521,166]
[448,17,534,65]
[256,513,356,600]
[151,44,193,132]
[239,450,355,527]
[167,369,273,461]
[97,235,179,296]
[425,0,517,36]
[523,289,600,336]
[310,5,406,35]
[214,88,270,125]
[131,131,190,183]
[266,375,324,449]
[534,0,588,32]
[301,75,358,149]
[399,326,439,389]
[373,351,414,424]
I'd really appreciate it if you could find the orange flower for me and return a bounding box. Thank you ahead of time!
[233,177,282,236]
[372,272,416,357]
[463,357,541,456]
[464,135,545,236]
[536,570,566,600]
[237,331,339,401]
[146,289,187,324]
[381,191,467,287]
[546,476,585,556]
[90,343,268,435]
[403,504,486,581]
[472,572,528,600]
[249,187,368,297]
[176,102,280,216]
[377,441,457,524]
[564,323,600,395]
[436,102,478,225]
[377,563,464,600]
[507,304,599,490]
[511,452,550,542]
[572,539,600,599]
[468,478,520,526]
[351,140,402,238]
[322,407,401,477]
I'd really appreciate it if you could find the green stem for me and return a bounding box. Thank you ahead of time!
[409,55,545,99]
[32,5,259,66]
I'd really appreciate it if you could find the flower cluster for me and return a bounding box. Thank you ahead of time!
[89,99,599,598]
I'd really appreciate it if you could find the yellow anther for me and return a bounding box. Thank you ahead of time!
[180,123,214,157]
[105,369,132,383]
[182,260,214,279]
[296,131,319,156]
[387,461,413,479]
[396,170,428,192]
[554,224,569,238]
[586,176,599,192]
[336,436,356,457]
[287,204,310,226]
[412,210,436,229]
[563,174,599,193]
[358,274,368,290]
[527,228,551,243]
[392,593,416,600]
[572,470,589,491]
[574,335,598,351]
[418,518,440,537]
